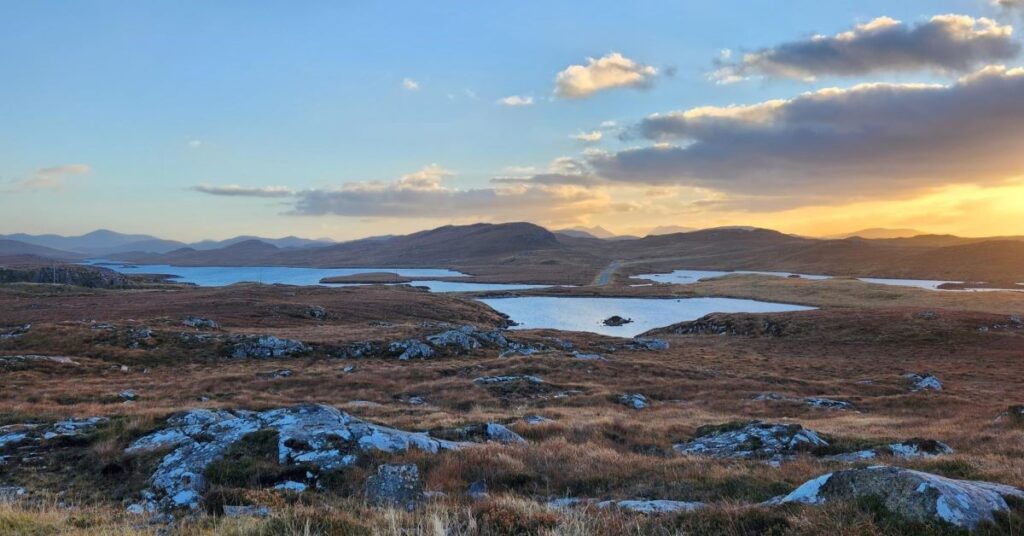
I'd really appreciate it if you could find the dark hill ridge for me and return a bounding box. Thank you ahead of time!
[0,240,84,261]
[82,222,1024,285]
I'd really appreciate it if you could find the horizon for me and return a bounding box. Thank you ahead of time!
[3,1,1023,241]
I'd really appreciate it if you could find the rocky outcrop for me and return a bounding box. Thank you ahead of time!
[619,393,649,410]
[388,340,435,361]
[0,264,129,288]
[182,316,219,330]
[825,439,953,462]
[473,375,544,386]
[775,466,1024,530]
[674,421,828,460]
[756,394,854,411]
[603,316,633,327]
[430,422,526,445]
[549,498,704,514]
[904,373,943,391]
[659,314,787,337]
[0,324,30,341]
[0,417,107,453]
[627,338,670,351]
[125,404,462,513]
[364,464,423,510]
[228,335,309,359]
[305,306,327,320]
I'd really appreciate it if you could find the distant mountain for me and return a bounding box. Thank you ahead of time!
[0,229,183,256]
[828,228,926,239]
[556,226,618,239]
[0,240,84,260]
[646,225,696,236]
[190,235,334,250]
[0,230,334,256]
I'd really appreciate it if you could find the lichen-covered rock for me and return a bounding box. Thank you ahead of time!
[597,499,704,514]
[182,316,219,330]
[0,324,31,341]
[473,375,544,386]
[388,339,435,361]
[904,373,942,391]
[628,338,669,351]
[426,329,481,352]
[674,421,828,459]
[229,335,309,359]
[364,464,423,510]
[0,487,27,503]
[775,466,1024,530]
[305,306,327,320]
[825,439,954,462]
[430,422,526,445]
[126,404,461,513]
[619,393,649,410]
[804,397,854,410]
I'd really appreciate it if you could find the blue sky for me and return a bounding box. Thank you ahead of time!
[2,0,1022,240]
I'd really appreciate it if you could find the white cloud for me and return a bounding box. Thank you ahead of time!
[402,77,420,91]
[497,95,534,106]
[713,15,1019,82]
[19,164,91,191]
[572,130,603,142]
[554,52,658,99]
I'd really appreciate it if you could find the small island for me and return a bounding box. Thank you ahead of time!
[319,272,414,284]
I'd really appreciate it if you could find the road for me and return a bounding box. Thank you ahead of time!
[591,256,699,286]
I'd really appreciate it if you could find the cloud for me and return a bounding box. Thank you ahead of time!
[554,52,658,99]
[292,165,601,219]
[588,65,1024,201]
[994,0,1024,10]
[187,139,202,149]
[19,164,91,191]
[497,95,534,106]
[713,15,1019,82]
[402,78,419,91]
[572,130,603,142]
[192,184,295,198]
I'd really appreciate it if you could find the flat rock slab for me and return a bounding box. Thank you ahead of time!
[776,465,1024,530]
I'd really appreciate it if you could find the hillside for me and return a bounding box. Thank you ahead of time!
[0,239,83,260]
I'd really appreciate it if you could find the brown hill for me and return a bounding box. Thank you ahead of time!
[0,240,83,261]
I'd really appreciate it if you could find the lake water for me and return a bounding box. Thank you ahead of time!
[89,263,465,287]
[633,269,977,291]
[635,269,831,285]
[478,296,816,337]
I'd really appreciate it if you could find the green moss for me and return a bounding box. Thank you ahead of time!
[204,429,309,489]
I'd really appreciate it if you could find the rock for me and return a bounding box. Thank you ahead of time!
[573,352,605,360]
[916,311,938,320]
[467,480,488,499]
[0,487,27,503]
[804,397,854,411]
[905,373,943,391]
[754,392,785,401]
[426,329,481,352]
[274,481,307,493]
[119,390,138,401]
[0,324,31,341]
[664,314,786,337]
[887,439,954,458]
[603,315,633,326]
[223,505,271,518]
[126,404,461,513]
[619,393,649,410]
[130,327,154,339]
[430,422,527,445]
[406,396,426,406]
[229,335,309,359]
[472,375,544,386]
[305,306,327,320]
[485,423,527,445]
[674,421,828,459]
[182,316,219,330]
[597,500,704,514]
[774,466,1024,530]
[364,464,423,510]
[336,341,379,359]
[256,369,293,379]
[628,338,669,351]
[1010,315,1023,327]
[388,340,435,361]
[525,415,553,425]
[43,416,108,440]
[1005,405,1024,425]
[342,365,356,373]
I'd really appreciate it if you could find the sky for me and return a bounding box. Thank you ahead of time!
[1,0,1023,241]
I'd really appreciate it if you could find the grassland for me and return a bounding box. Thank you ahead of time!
[1,279,1023,535]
